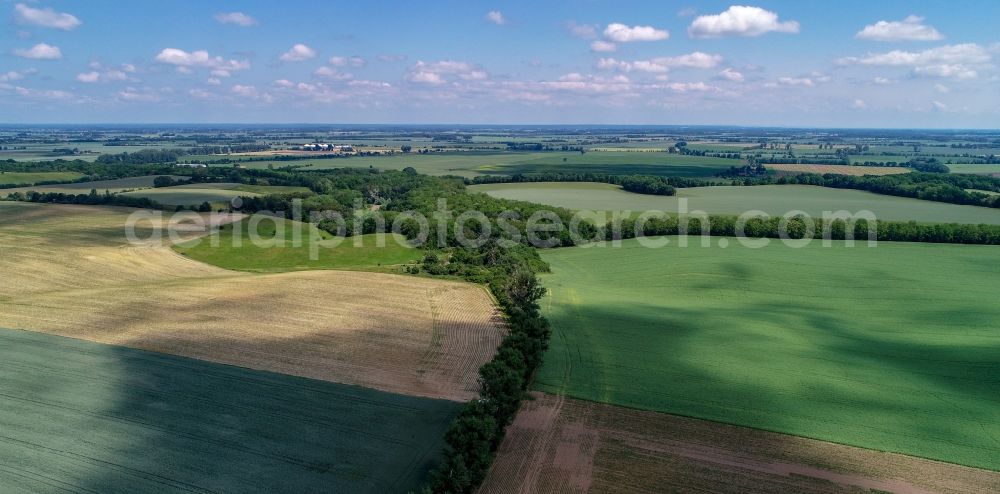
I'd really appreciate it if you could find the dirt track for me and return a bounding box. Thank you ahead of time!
[0,202,504,401]
[479,392,1000,494]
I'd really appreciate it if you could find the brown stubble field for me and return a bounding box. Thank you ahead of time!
[0,201,504,401]
[479,392,1000,494]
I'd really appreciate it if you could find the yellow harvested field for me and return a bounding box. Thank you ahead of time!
[0,202,504,401]
[769,163,910,176]
[480,392,1000,494]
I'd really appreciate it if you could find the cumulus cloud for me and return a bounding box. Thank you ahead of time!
[934,83,950,93]
[838,43,990,80]
[873,76,894,85]
[329,56,366,68]
[13,43,62,60]
[14,3,81,30]
[597,52,722,73]
[314,66,353,81]
[590,40,617,53]
[718,68,744,82]
[688,6,799,38]
[155,48,250,71]
[851,99,867,109]
[76,63,132,83]
[406,60,488,84]
[214,12,257,27]
[839,43,989,66]
[279,44,317,62]
[0,69,36,83]
[856,15,942,42]
[913,64,978,80]
[231,84,261,98]
[485,11,506,25]
[603,23,669,42]
[932,100,948,111]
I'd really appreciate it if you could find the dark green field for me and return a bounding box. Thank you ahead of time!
[0,328,458,493]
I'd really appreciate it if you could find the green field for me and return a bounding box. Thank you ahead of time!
[0,171,84,185]
[1,175,178,195]
[947,163,1000,175]
[175,215,423,272]
[0,328,456,493]
[119,183,311,206]
[211,151,740,178]
[533,238,1000,470]
[470,182,1000,225]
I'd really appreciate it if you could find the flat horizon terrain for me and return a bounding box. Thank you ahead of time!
[471,182,1000,225]
[534,237,1000,470]
[0,328,457,493]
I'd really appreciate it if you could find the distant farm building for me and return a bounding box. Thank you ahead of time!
[301,143,354,152]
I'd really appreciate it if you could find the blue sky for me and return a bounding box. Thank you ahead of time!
[2,0,999,127]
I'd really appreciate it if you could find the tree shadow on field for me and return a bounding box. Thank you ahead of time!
[0,323,459,493]
[541,298,1000,471]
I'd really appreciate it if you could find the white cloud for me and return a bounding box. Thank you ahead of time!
[485,11,506,26]
[0,69,35,83]
[231,84,260,98]
[214,12,257,27]
[117,87,160,102]
[279,44,317,62]
[14,3,81,30]
[206,78,221,86]
[873,76,894,85]
[406,60,488,84]
[597,52,722,73]
[851,99,867,109]
[329,56,366,68]
[856,15,942,42]
[913,64,977,80]
[767,76,816,87]
[210,69,231,78]
[155,48,250,71]
[76,71,99,83]
[838,44,990,80]
[314,66,353,81]
[688,6,799,38]
[15,86,73,100]
[839,44,990,66]
[665,82,715,92]
[590,40,617,52]
[719,68,744,82]
[932,100,947,111]
[189,88,213,99]
[566,21,598,39]
[76,64,131,83]
[13,43,62,60]
[603,23,669,42]
[934,83,950,93]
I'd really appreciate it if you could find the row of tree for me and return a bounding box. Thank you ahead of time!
[735,172,1000,208]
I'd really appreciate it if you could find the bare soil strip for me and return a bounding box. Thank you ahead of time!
[479,392,1000,494]
[0,202,504,401]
